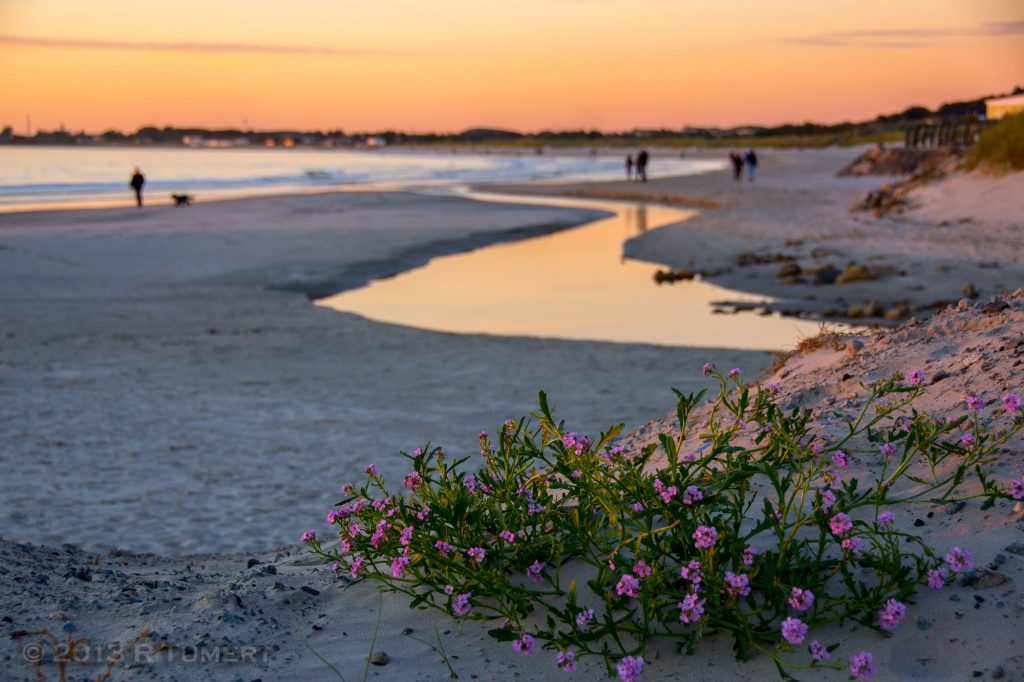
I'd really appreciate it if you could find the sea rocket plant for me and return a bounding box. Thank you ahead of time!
[306,367,1022,680]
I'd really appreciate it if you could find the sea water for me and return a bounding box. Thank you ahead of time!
[0,145,722,211]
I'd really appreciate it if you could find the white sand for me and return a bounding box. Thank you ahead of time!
[0,190,769,555]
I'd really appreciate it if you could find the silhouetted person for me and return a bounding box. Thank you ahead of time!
[744,148,758,182]
[625,154,634,180]
[729,152,744,182]
[130,168,146,207]
[636,149,649,182]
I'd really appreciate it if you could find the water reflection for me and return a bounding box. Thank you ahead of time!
[317,193,826,350]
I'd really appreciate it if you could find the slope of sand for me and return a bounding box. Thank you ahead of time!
[0,190,771,555]
[491,149,1024,322]
[3,294,1020,682]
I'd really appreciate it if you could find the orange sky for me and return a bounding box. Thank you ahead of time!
[1,0,1022,133]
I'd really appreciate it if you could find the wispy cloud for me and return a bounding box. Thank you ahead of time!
[775,20,1024,48]
[0,34,407,57]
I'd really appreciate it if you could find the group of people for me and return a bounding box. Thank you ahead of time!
[729,149,758,182]
[624,150,649,182]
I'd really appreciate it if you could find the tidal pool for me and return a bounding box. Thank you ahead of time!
[317,192,827,350]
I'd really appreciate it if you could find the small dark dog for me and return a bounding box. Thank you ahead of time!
[171,194,193,207]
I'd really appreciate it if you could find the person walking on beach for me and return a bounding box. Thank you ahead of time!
[744,148,758,182]
[130,168,146,207]
[636,149,649,182]
[625,154,634,180]
[729,152,744,182]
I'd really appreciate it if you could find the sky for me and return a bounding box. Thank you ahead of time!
[1,0,1022,134]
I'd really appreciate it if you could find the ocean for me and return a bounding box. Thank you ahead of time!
[0,145,723,211]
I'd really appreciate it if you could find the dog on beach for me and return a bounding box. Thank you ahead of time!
[171,194,193,207]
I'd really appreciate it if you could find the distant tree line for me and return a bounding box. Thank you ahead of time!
[2,87,1020,147]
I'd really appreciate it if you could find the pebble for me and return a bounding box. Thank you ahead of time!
[945,501,966,514]
[1004,542,1024,556]
[369,651,391,666]
[300,586,320,596]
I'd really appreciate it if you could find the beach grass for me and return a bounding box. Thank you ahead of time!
[964,112,1024,172]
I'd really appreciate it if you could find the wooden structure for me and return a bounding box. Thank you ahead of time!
[904,117,985,149]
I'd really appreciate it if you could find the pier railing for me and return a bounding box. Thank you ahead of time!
[904,117,989,149]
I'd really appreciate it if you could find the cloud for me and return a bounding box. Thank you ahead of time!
[775,20,1024,48]
[0,34,407,57]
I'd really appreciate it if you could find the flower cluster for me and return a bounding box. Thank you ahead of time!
[304,367,1020,681]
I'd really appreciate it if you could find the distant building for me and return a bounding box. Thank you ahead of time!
[985,94,1024,120]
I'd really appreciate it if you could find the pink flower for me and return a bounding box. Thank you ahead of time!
[391,553,410,578]
[300,529,317,544]
[841,536,862,553]
[965,395,984,412]
[927,567,948,589]
[677,593,705,623]
[403,471,422,490]
[1009,479,1024,500]
[702,362,714,376]
[724,571,750,597]
[820,489,836,511]
[944,546,973,572]
[633,560,652,579]
[907,370,925,385]
[692,525,718,549]
[788,587,814,611]
[829,512,852,536]
[349,555,364,577]
[877,511,895,527]
[556,650,577,673]
[849,652,876,679]
[527,560,545,583]
[499,530,516,543]
[728,367,741,378]
[616,573,641,598]
[831,450,849,468]
[616,656,644,682]
[682,485,703,505]
[679,560,703,586]
[434,540,452,557]
[363,463,379,476]
[809,640,830,662]
[397,526,413,546]
[879,442,898,456]
[781,617,807,644]
[878,598,906,631]
[575,608,594,627]
[512,632,536,655]
[742,546,758,567]
[466,547,486,563]
[1002,393,1021,413]
[960,432,976,447]
[452,592,472,616]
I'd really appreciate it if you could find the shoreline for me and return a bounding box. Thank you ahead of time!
[0,186,773,557]
[487,146,1024,325]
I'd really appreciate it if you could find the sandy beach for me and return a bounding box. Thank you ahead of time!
[1,148,1021,681]
[493,147,1024,321]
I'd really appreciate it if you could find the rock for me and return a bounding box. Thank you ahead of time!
[247,558,260,568]
[945,501,966,515]
[963,282,978,299]
[401,627,415,636]
[915,615,932,631]
[836,263,877,284]
[845,340,864,356]
[930,370,950,384]
[810,265,841,285]
[369,651,391,666]
[300,586,320,596]
[1003,542,1024,555]
[776,263,802,278]
[975,571,1009,589]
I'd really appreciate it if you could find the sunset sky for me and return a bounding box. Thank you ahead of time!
[1,0,1022,134]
